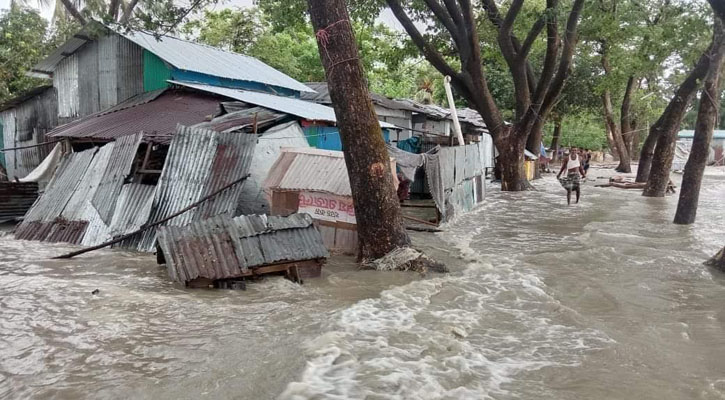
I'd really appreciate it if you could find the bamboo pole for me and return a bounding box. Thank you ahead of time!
[52,174,251,259]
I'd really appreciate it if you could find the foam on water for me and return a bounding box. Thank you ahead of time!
[280,202,613,399]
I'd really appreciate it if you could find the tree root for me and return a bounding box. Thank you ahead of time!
[362,247,448,274]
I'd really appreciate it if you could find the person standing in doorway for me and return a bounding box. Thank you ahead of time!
[557,146,587,205]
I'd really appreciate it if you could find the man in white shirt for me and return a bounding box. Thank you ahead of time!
[557,146,587,205]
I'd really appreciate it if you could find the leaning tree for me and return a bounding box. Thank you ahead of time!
[385,0,585,190]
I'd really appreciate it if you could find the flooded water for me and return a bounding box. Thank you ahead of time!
[1,167,725,400]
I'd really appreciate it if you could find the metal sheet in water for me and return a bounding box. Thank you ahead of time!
[91,132,143,224]
[135,124,258,252]
[193,131,257,221]
[157,213,327,283]
[19,148,97,225]
[108,183,155,239]
[62,143,115,221]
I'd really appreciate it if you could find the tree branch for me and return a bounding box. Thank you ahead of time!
[442,0,466,29]
[422,0,462,45]
[519,13,547,59]
[530,0,559,109]
[481,0,538,95]
[386,0,460,79]
[120,0,140,24]
[109,0,121,20]
[59,0,86,25]
[538,0,585,118]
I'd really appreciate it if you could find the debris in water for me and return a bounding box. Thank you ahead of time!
[451,327,468,339]
[91,289,99,295]
[362,247,447,273]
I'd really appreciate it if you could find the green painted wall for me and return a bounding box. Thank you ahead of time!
[143,50,172,92]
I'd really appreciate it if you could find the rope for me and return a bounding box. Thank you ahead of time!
[315,19,360,74]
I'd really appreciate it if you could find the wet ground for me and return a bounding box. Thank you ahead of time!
[1,166,724,399]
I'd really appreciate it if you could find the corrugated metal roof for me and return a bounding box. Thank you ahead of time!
[47,90,219,141]
[396,99,451,119]
[171,81,397,130]
[457,107,488,131]
[191,106,286,132]
[263,148,351,196]
[156,213,328,283]
[108,183,155,239]
[29,30,90,77]
[31,23,312,94]
[119,30,312,93]
[301,82,418,112]
[91,132,143,224]
[679,129,725,139]
[61,142,114,221]
[135,124,257,252]
[19,148,97,224]
[170,81,335,122]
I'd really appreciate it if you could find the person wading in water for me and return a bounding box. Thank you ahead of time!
[557,146,587,205]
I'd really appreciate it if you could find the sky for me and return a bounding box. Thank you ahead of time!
[0,0,406,31]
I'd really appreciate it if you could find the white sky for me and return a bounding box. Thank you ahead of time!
[0,0,406,31]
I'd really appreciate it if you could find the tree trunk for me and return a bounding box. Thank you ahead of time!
[495,129,531,191]
[636,124,659,182]
[308,0,410,259]
[641,41,714,192]
[602,91,631,172]
[674,20,725,224]
[526,123,543,179]
[630,119,640,160]
[604,125,617,160]
[706,245,725,272]
[618,76,636,171]
[551,120,562,162]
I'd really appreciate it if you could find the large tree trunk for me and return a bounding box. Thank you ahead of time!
[495,128,531,191]
[308,0,411,260]
[674,20,725,224]
[618,75,636,172]
[551,120,562,162]
[641,42,714,192]
[602,91,631,172]
[636,124,659,182]
[526,124,543,179]
[630,119,640,160]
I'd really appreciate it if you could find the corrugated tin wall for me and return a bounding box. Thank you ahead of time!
[55,54,79,120]
[143,50,172,92]
[78,40,100,116]
[55,33,144,122]
[98,34,119,110]
[116,36,144,101]
[0,88,58,180]
[1,110,16,177]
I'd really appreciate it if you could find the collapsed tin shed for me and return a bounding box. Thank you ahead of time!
[156,213,328,287]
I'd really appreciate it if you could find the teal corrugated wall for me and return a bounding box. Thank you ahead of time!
[143,50,172,92]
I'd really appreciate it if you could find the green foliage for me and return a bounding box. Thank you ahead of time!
[0,5,51,103]
[543,113,609,150]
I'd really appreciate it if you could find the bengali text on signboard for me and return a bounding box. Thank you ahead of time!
[298,192,356,224]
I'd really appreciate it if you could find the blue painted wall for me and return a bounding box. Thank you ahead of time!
[302,126,390,151]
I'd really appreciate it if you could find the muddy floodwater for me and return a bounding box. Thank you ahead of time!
[1,167,725,400]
